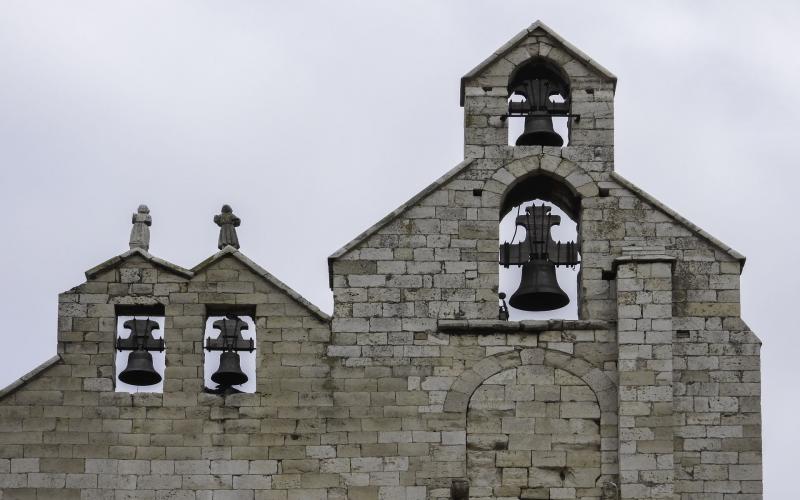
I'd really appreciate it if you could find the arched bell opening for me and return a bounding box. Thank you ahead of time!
[506,57,572,148]
[499,174,581,320]
[203,313,257,394]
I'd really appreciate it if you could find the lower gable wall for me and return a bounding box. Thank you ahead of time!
[0,249,762,499]
[0,318,618,499]
[672,322,763,499]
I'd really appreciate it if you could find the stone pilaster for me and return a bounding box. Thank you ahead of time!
[615,256,675,499]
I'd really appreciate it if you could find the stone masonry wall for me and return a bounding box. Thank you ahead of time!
[467,364,602,498]
[0,252,335,500]
[325,24,761,500]
[0,22,761,500]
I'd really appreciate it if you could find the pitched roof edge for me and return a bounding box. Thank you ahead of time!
[327,158,476,287]
[460,20,617,106]
[85,248,194,280]
[610,172,746,265]
[192,247,331,323]
[0,355,62,402]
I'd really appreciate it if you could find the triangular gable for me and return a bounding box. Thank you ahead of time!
[85,248,194,280]
[192,246,331,322]
[610,172,746,265]
[460,20,617,105]
[327,158,475,286]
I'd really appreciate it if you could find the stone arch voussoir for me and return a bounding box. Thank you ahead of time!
[444,347,616,414]
[491,154,600,205]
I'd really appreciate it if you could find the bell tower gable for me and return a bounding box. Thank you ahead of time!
[461,21,616,155]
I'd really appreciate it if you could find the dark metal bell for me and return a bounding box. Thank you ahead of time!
[211,351,248,387]
[515,112,564,147]
[118,350,161,386]
[509,259,570,311]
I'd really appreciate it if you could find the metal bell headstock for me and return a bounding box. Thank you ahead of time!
[116,318,164,386]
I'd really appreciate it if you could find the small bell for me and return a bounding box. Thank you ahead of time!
[211,351,248,387]
[118,350,162,386]
[509,259,570,311]
[515,112,564,147]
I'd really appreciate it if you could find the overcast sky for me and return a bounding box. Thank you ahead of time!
[1,1,797,497]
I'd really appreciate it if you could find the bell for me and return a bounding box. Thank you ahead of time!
[118,350,161,386]
[515,112,564,147]
[211,351,248,387]
[509,259,569,311]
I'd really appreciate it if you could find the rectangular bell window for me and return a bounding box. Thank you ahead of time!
[114,304,166,393]
[203,311,256,395]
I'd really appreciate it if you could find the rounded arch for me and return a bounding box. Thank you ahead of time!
[443,347,616,415]
[508,55,572,96]
[492,154,600,221]
[502,171,580,220]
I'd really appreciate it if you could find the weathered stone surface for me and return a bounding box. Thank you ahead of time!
[0,21,760,500]
[129,205,152,251]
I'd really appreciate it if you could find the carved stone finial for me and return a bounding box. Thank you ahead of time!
[214,204,241,250]
[129,204,152,251]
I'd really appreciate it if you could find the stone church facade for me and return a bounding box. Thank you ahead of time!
[0,21,762,500]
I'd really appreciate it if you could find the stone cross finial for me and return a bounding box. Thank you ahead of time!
[214,204,241,250]
[129,204,152,251]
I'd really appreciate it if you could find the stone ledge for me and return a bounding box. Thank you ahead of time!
[612,254,676,273]
[438,319,612,333]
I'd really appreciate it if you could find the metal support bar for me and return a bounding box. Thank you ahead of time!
[501,113,581,122]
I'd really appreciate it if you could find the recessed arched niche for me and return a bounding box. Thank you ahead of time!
[499,173,581,320]
[466,365,602,499]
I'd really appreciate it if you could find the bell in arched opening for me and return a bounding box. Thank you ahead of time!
[500,203,579,313]
[508,58,570,147]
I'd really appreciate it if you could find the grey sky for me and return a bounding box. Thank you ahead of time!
[1,1,797,497]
